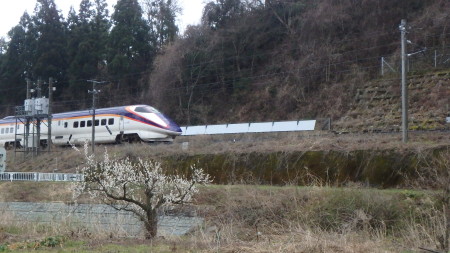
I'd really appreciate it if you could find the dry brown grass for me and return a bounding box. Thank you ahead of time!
[186,228,395,252]
[0,184,445,252]
[0,210,141,247]
[1,132,448,251]
[165,185,445,252]
[4,131,449,173]
[0,211,71,244]
[189,185,440,252]
[0,182,70,202]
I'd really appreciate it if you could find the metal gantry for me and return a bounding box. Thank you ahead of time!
[14,79,52,158]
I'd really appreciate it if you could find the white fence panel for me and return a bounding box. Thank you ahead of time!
[183,126,206,136]
[222,124,249,134]
[205,125,228,135]
[297,120,316,131]
[181,120,317,136]
[179,127,188,134]
[271,121,300,132]
[0,172,83,182]
[248,122,274,133]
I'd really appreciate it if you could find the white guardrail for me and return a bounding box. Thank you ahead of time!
[0,172,83,182]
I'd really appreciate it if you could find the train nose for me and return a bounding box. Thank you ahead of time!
[158,113,182,134]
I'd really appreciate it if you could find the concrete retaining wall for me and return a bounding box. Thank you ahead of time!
[0,202,203,237]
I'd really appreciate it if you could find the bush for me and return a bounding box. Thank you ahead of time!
[306,189,407,233]
[0,244,8,252]
[40,236,66,247]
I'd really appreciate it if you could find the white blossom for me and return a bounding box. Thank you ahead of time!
[71,142,212,238]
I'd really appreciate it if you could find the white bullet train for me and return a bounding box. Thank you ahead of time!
[0,105,182,148]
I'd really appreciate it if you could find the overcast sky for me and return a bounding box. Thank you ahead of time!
[0,0,205,39]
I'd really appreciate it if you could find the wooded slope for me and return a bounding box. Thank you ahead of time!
[146,0,450,130]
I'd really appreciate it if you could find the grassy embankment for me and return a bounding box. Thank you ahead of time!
[0,183,446,252]
[0,132,449,252]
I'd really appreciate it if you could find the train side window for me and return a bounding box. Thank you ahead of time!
[101,119,107,126]
[87,120,92,127]
[80,121,86,127]
[73,121,79,128]
[95,120,99,126]
[1,128,4,134]
[108,118,114,125]
[5,128,8,134]
[58,121,61,126]
[64,122,68,128]
[10,127,13,133]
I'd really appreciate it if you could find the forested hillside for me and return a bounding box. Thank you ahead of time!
[0,0,449,128]
[0,0,178,115]
[147,0,450,126]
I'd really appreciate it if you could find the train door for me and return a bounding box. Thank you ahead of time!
[119,116,124,133]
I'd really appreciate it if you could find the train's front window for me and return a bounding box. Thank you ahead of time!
[135,106,159,113]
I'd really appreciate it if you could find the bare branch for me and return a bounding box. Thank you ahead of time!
[71,142,212,238]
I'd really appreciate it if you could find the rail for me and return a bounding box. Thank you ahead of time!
[0,172,83,182]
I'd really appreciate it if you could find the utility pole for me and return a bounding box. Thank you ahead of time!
[37,79,42,98]
[48,78,54,152]
[24,79,32,156]
[26,79,31,99]
[87,80,104,153]
[400,19,408,143]
[36,79,43,155]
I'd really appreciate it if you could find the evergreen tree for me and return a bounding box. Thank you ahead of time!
[202,0,245,29]
[66,4,92,103]
[66,6,80,73]
[32,0,68,81]
[0,38,6,82]
[108,0,154,90]
[79,0,95,22]
[0,38,7,55]
[68,2,95,88]
[66,0,110,106]
[91,0,110,77]
[142,0,180,48]
[0,13,37,108]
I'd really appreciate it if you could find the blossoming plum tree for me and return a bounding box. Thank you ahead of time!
[72,143,212,239]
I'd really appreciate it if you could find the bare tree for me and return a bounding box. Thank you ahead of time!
[72,143,212,239]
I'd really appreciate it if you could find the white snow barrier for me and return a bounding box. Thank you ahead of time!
[181,120,316,136]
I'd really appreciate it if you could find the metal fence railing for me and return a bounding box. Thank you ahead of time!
[0,172,83,182]
[381,48,450,76]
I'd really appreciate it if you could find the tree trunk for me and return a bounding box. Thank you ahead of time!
[144,209,158,239]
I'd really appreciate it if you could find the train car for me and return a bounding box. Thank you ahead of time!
[0,105,182,148]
